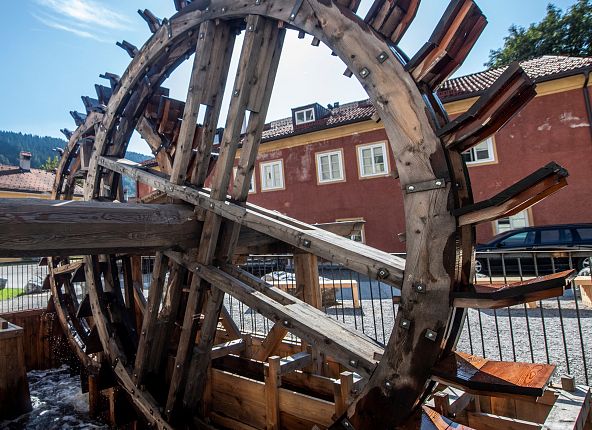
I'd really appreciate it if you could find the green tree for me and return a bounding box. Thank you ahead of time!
[487,0,592,68]
[41,155,60,171]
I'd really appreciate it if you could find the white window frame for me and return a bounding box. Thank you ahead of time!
[233,167,256,193]
[336,217,366,243]
[357,142,389,178]
[495,209,530,234]
[463,137,496,165]
[316,149,345,184]
[294,108,315,125]
[260,159,284,191]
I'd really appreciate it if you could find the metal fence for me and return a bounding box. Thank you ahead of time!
[1,249,591,385]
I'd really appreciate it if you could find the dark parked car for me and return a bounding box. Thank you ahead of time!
[475,223,592,276]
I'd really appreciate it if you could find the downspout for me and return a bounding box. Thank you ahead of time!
[582,70,592,141]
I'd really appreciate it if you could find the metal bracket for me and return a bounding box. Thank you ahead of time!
[404,178,446,194]
[341,418,356,430]
[289,0,305,21]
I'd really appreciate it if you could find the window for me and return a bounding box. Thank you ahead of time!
[577,228,592,240]
[233,167,256,193]
[462,137,495,165]
[260,160,284,191]
[499,231,535,248]
[495,210,529,234]
[294,108,315,125]
[540,229,573,245]
[316,150,344,183]
[357,142,389,178]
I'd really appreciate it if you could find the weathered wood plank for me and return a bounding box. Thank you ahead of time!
[432,352,556,398]
[0,199,199,257]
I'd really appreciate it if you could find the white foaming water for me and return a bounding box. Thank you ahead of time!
[1,366,108,429]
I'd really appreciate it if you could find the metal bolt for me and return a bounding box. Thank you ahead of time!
[414,283,426,294]
[377,268,389,279]
[425,329,437,341]
[221,7,226,12]
[255,0,261,4]
[400,319,410,330]
[248,25,254,31]
[210,203,214,209]
[290,13,296,20]
[283,320,289,326]
[377,52,388,63]
[359,67,370,78]
[385,381,392,388]
[199,32,205,39]
[303,239,311,248]
[233,89,240,97]
[342,421,351,428]
[349,360,357,366]
[435,180,443,186]
[408,185,415,191]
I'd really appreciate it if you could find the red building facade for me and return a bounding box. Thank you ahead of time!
[241,56,592,252]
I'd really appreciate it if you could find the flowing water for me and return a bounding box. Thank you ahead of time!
[1,366,107,430]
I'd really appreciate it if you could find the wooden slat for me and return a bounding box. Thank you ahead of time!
[432,352,556,398]
[422,405,475,429]
[265,356,281,430]
[406,0,486,88]
[365,0,420,43]
[439,63,536,153]
[210,339,246,360]
[455,162,568,226]
[52,261,83,276]
[453,270,575,309]
[133,252,168,385]
[97,157,405,288]
[0,198,199,257]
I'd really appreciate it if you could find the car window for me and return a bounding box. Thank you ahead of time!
[539,228,573,245]
[577,228,592,240]
[500,231,535,247]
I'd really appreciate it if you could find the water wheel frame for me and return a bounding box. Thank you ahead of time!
[46,0,571,428]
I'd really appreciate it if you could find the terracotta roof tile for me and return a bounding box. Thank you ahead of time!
[0,165,82,195]
[437,56,592,101]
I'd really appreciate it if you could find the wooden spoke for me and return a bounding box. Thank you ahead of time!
[453,269,575,309]
[98,157,405,287]
[455,162,568,227]
[406,0,486,88]
[439,63,537,153]
[432,352,556,398]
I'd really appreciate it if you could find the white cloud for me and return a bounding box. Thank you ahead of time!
[32,13,108,42]
[33,0,131,41]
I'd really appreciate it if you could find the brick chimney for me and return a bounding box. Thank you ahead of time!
[19,152,31,171]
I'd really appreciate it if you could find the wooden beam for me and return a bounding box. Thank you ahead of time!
[98,157,405,288]
[365,0,420,43]
[453,269,575,309]
[265,356,281,430]
[455,163,568,227]
[210,338,246,360]
[277,352,312,375]
[0,198,200,257]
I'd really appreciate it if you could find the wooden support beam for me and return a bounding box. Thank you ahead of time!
[265,356,281,430]
[454,270,574,309]
[406,0,486,88]
[0,198,200,257]
[455,162,568,227]
[334,371,354,417]
[98,157,405,288]
[277,352,312,375]
[254,323,288,361]
[432,351,556,398]
[439,63,536,153]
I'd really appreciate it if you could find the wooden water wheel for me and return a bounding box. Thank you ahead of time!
[26,0,577,428]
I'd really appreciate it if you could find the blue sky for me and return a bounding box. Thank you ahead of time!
[0,0,582,154]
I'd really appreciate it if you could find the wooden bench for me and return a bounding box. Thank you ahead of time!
[574,276,592,307]
[273,279,360,309]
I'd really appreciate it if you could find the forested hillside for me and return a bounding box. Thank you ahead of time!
[0,130,150,168]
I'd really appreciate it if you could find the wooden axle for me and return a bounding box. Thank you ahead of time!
[0,198,200,257]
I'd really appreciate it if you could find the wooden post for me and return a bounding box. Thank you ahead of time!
[294,251,325,375]
[0,318,31,420]
[88,374,100,420]
[265,356,281,430]
[433,392,451,417]
[334,371,354,417]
